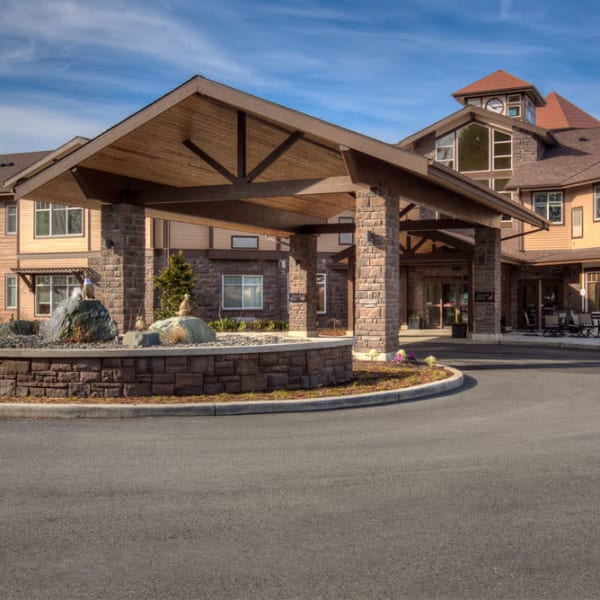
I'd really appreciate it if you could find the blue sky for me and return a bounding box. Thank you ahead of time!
[1,0,599,153]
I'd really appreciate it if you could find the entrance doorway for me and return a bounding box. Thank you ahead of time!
[425,279,468,329]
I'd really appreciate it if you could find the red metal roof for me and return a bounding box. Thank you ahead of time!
[452,70,544,105]
[536,92,600,130]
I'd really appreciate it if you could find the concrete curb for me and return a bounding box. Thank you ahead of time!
[0,366,463,419]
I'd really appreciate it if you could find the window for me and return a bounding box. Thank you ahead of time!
[493,130,512,170]
[222,275,263,310]
[231,236,258,249]
[6,275,17,309]
[35,275,80,316]
[339,217,354,245]
[532,191,563,224]
[586,272,600,311]
[494,178,513,221]
[434,132,455,168]
[458,123,489,171]
[594,186,600,221]
[35,202,83,237]
[317,273,326,314]
[572,207,583,238]
[6,203,17,235]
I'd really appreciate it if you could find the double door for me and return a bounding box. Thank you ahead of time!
[425,280,468,329]
[519,279,562,329]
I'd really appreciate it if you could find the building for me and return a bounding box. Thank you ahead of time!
[399,70,600,330]
[1,73,560,352]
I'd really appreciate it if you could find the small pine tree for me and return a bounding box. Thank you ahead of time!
[153,251,198,319]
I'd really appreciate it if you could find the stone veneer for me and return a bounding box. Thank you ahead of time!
[0,339,353,398]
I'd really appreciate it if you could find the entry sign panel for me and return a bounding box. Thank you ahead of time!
[289,293,306,302]
[474,291,494,302]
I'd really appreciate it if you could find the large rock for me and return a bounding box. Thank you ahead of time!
[39,294,118,343]
[149,316,216,344]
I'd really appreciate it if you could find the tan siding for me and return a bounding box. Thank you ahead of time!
[19,199,90,253]
[19,257,88,269]
[212,227,278,251]
[569,187,600,248]
[90,208,101,251]
[145,217,153,249]
[317,210,355,253]
[168,222,210,249]
[523,190,571,251]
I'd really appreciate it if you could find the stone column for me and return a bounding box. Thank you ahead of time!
[472,226,502,340]
[354,188,400,359]
[89,203,146,333]
[288,233,318,337]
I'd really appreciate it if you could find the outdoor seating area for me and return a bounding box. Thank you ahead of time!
[540,310,600,337]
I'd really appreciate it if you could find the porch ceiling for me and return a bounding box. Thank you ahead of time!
[7,76,549,236]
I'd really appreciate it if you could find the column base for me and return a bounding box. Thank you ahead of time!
[468,332,503,342]
[287,329,318,338]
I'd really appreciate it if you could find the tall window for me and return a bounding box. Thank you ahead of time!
[458,123,489,171]
[586,272,600,311]
[222,275,263,310]
[35,202,83,237]
[35,275,80,315]
[434,133,455,168]
[532,191,563,224]
[594,186,600,221]
[339,217,354,245]
[317,273,326,314]
[493,130,512,170]
[6,275,17,309]
[6,203,17,235]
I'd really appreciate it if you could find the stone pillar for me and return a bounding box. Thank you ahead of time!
[472,226,502,340]
[346,255,355,336]
[288,233,318,337]
[354,188,400,359]
[89,203,146,333]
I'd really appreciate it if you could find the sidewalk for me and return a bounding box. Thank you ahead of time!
[398,328,600,350]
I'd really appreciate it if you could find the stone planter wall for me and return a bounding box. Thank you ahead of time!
[0,340,353,399]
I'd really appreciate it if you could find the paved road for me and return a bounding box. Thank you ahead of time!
[2,344,600,599]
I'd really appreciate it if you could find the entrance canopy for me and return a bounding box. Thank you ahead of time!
[6,76,549,236]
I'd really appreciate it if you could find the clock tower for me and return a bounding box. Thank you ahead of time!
[452,69,546,124]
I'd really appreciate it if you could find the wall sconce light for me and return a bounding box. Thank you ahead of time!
[366,230,374,244]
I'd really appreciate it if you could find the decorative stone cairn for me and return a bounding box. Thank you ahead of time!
[149,316,216,344]
[177,293,192,317]
[39,294,118,343]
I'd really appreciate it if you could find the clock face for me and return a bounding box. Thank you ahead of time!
[485,98,504,114]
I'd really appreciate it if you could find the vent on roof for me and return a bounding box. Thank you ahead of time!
[0,161,15,167]
[579,136,589,142]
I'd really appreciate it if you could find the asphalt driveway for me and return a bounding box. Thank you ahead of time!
[2,343,600,599]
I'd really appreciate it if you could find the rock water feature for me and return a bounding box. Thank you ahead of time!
[39,294,118,343]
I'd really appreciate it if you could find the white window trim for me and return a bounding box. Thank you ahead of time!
[594,186,600,221]
[6,203,17,235]
[6,275,17,309]
[34,274,81,317]
[34,202,84,238]
[532,191,564,225]
[222,274,263,310]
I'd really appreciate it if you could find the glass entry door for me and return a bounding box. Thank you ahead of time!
[425,279,468,329]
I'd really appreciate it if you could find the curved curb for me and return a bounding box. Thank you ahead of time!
[0,366,463,419]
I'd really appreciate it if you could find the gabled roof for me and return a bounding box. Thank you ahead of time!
[397,105,556,150]
[536,92,600,131]
[0,151,50,195]
[508,127,600,189]
[452,70,545,106]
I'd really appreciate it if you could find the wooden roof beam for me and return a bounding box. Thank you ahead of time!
[138,176,361,205]
[400,218,473,231]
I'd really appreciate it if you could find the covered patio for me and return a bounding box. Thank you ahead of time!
[7,76,548,358]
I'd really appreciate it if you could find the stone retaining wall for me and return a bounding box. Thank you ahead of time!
[0,340,353,399]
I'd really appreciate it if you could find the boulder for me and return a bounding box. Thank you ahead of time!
[149,316,216,344]
[122,331,160,348]
[39,294,118,343]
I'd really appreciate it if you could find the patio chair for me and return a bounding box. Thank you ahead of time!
[523,311,539,335]
[567,311,584,336]
[542,313,563,336]
[579,312,595,337]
